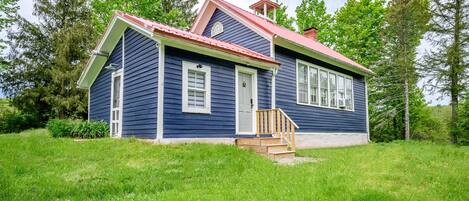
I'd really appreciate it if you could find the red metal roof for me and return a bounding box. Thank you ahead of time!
[115,11,279,66]
[212,0,372,74]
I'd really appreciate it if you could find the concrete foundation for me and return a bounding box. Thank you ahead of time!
[295,133,369,149]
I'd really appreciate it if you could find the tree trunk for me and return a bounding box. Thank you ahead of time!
[404,77,410,140]
[450,0,462,144]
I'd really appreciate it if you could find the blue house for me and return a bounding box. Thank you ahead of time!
[78,0,373,150]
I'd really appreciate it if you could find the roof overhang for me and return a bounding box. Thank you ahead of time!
[273,36,374,77]
[78,14,279,89]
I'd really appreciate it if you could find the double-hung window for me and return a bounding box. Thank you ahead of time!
[182,61,211,114]
[296,60,354,111]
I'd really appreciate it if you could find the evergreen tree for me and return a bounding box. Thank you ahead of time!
[421,0,468,143]
[1,0,94,120]
[91,0,198,33]
[268,2,295,31]
[371,0,430,140]
[295,0,333,44]
[0,0,19,68]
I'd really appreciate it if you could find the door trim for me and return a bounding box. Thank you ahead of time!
[235,66,258,135]
[110,69,124,138]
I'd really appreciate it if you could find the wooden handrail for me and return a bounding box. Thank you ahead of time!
[256,108,299,150]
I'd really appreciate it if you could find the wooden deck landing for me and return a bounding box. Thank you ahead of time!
[236,137,295,160]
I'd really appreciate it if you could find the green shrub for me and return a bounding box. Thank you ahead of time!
[0,110,41,133]
[71,121,109,139]
[46,119,109,139]
[46,119,75,138]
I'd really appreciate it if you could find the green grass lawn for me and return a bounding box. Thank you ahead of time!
[0,130,468,201]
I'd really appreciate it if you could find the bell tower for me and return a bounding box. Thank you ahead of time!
[249,0,280,22]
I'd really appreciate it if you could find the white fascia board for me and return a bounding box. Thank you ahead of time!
[157,34,278,71]
[273,36,373,77]
[78,16,159,89]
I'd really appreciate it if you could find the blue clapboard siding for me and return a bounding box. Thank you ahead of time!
[122,29,158,139]
[275,46,367,133]
[202,9,271,57]
[163,47,271,138]
[257,70,272,109]
[89,38,123,123]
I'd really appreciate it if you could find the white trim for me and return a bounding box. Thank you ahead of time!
[270,42,276,109]
[365,79,370,141]
[274,36,373,76]
[235,65,258,135]
[110,68,124,138]
[159,35,278,71]
[156,43,165,140]
[210,21,224,37]
[182,61,211,114]
[296,59,355,112]
[87,89,90,122]
[191,0,272,41]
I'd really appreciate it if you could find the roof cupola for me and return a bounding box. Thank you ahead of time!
[249,0,280,22]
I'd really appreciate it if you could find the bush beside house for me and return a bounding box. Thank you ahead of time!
[47,119,109,139]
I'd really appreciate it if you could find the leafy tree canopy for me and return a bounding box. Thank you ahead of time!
[295,0,333,44]
[91,0,198,33]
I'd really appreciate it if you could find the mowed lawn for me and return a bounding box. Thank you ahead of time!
[0,130,468,201]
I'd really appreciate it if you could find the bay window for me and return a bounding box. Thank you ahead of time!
[296,60,354,111]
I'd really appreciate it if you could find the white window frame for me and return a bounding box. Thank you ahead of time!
[182,61,211,114]
[210,21,224,37]
[296,59,354,111]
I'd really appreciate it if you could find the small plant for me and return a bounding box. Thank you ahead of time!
[47,119,109,139]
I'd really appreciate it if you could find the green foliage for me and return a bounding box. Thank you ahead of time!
[0,0,19,50]
[456,96,469,145]
[91,0,198,34]
[328,0,386,67]
[1,130,468,200]
[0,110,41,133]
[46,119,75,138]
[268,3,295,31]
[420,0,468,143]
[295,0,333,44]
[369,0,431,142]
[47,119,109,138]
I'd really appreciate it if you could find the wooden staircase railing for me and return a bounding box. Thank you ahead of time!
[256,108,299,151]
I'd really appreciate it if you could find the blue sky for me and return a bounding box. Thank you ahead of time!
[0,0,449,105]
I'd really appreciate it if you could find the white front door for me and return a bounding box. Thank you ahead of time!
[236,66,257,134]
[111,69,123,137]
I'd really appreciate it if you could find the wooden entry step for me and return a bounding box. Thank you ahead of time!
[236,137,295,160]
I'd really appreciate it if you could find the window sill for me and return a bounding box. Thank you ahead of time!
[182,108,211,114]
[296,102,354,112]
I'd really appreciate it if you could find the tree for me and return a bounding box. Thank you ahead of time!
[420,0,468,143]
[0,0,19,68]
[91,0,198,33]
[371,0,430,140]
[268,2,295,31]
[295,0,333,44]
[328,0,386,67]
[0,0,94,120]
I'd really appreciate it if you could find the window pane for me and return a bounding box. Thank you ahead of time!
[188,70,205,90]
[345,78,353,110]
[329,73,337,107]
[320,70,328,106]
[113,76,120,108]
[309,67,318,105]
[297,63,308,104]
[338,76,345,107]
[188,89,205,108]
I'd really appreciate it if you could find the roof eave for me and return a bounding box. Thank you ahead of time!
[273,36,374,76]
